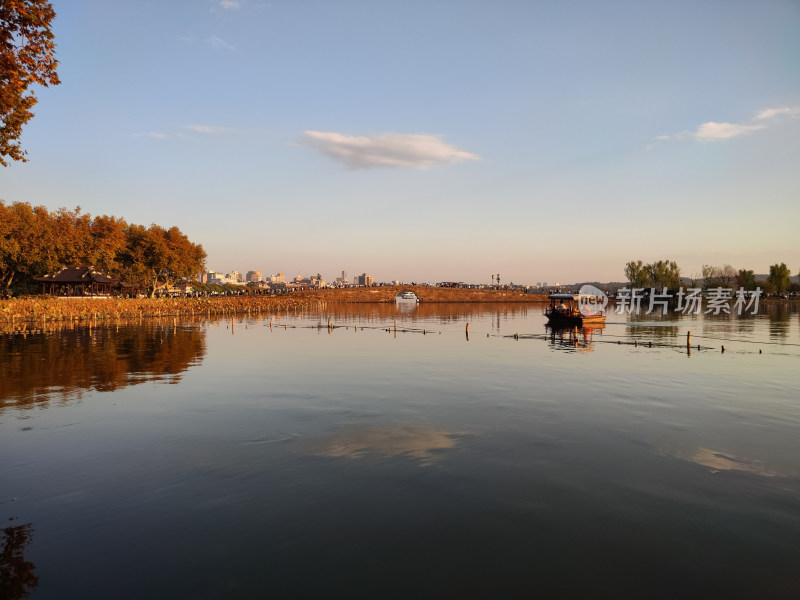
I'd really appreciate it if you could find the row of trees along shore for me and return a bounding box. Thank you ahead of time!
[0,201,206,297]
[624,260,796,294]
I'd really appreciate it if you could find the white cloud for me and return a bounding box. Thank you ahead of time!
[134,132,168,140]
[207,35,236,51]
[754,105,800,121]
[679,121,765,141]
[298,131,480,170]
[187,125,231,134]
[220,0,241,8]
[655,104,799,146]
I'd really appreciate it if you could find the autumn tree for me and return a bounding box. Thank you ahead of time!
[51,206,93,267]
[0,200,59,293]
[1,200,204,295]
[121,224,206,297]
[0,0,60,165]
[89,214,128,274]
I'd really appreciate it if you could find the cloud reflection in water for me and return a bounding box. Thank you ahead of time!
[308,424,462,463]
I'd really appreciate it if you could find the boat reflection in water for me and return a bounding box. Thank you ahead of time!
[546,324,605,353]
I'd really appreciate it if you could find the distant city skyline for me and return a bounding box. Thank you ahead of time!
[2,1,798,283]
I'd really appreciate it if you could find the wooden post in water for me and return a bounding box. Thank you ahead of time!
[686,331,691,346]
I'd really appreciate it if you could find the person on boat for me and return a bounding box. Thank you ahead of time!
[559,301,567,314]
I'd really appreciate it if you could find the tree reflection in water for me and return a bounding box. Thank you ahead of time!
[0,524,38,600]
[767,303,793,340]
[0,322,206,409]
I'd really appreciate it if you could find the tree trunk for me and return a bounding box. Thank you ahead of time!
[2,272,15,294]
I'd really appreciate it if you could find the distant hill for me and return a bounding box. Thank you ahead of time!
[755,274,800,283]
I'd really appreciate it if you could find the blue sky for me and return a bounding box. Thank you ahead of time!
[2,0,799,284]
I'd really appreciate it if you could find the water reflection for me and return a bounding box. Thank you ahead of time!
[663,447,783,478]
[0,322,206,409]
[767,303,793,340]
[624,310,682,339]
[306,302,536,325]
[0,523,38,600]
[306,424,461,464]
[547,325,604,353]
[394,300,418,315]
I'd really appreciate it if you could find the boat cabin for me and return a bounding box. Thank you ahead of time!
[545,293,606,325]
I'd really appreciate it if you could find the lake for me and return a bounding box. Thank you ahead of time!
[2,301,799,599]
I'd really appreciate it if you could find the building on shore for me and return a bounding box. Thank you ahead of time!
[355,273,374,287]
[33,266,141,297]
[207,271,226,285]
[246,270,262,283]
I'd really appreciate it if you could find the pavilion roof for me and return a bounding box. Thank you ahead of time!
[34,266,120,285]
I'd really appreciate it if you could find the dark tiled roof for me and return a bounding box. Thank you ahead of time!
[34,266,119,284]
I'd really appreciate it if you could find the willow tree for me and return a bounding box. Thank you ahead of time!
[646,260,681,292]
[768,263,791,294]
[0,0,60,165]
[736,269,757,291]
[624,260,650,288]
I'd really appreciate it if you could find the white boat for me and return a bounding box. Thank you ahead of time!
[398,291,417,300]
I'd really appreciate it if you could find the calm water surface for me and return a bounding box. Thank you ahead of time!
[2,302,799,599]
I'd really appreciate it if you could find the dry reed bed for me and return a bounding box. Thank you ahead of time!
[0,294,328,326]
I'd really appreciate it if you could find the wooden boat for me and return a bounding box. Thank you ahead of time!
[544,293,606,326]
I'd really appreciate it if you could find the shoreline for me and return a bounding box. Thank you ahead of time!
[0,288,548,324]
[2,288,795,326]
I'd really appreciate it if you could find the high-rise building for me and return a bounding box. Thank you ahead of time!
[341,270,348,284]
[246,270,262,283]
[229,271,243,283]
[207,271,226,284]
[356,273,374,286]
